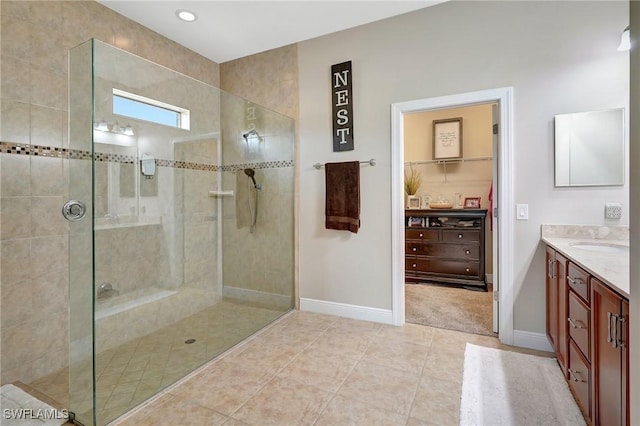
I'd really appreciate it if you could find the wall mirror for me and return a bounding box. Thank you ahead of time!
[554,108,624,187]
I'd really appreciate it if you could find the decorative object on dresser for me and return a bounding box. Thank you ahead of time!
[464,197,481,208]
[405,209,487,290]
[404,165,422,209]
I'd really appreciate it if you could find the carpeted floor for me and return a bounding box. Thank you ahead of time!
[460,343,585,425]
[405,282,494,336]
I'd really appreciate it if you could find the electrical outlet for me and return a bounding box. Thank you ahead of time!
[605,203,622,220]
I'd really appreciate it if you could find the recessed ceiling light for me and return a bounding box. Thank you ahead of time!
[176,9,197,22]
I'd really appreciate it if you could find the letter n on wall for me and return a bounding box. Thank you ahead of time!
[331,61,354,152]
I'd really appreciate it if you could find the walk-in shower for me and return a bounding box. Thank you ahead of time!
[62,40,295,425]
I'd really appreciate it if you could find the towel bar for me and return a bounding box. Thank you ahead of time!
[313,158,376,170]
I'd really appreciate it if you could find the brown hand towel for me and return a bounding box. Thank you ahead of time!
[325,161,360,233]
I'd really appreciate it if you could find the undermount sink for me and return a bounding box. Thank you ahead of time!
[571,242,628,254]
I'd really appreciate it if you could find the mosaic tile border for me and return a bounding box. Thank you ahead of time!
[0,141,294,171]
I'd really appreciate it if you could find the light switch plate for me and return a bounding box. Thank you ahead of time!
[516,204,529,220]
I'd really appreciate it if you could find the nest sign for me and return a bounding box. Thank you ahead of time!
[331,61,354,152]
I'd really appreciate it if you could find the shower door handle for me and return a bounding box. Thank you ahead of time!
[62,200,87,221]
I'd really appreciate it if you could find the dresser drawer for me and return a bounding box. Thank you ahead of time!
[406,242,479,260]
[568,290,590,361]
[568,340,591,420]
[405,229,439,241]
[441,229,480,243]
[406,258,479,277]
[567,262,590,303]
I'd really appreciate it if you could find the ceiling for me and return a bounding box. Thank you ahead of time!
[98,1,446,63]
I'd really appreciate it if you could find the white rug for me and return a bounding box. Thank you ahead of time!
[459,344,585,426]
[0,384,67,425]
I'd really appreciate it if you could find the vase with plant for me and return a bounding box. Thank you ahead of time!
[404,166,422,208]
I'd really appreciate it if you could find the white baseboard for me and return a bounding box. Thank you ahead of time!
[223,286,292,310]
[300,297,393,325]
[513,330,553,352]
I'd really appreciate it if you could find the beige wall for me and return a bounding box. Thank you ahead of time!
[298,1,628,335]
[0,0,219,390]
[404,104,494,274]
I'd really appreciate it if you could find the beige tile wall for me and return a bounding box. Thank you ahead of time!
[0,0,220,389]
[220,45,299,308]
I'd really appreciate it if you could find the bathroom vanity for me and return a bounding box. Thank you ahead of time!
[542,225,629,426]
[405,209,487,290]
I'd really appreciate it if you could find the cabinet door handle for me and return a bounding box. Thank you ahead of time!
[458,233,463,239]
[616,315,626,349]
[568,368,585,383]
[465,249,471,255]
[567,317,584,329]
[607,312,614,345]
[547,259,554,279]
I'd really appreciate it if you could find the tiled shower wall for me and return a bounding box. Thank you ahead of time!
[0,0,220,386]
[220,46,300,307]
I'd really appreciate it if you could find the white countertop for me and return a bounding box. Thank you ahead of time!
[542,236,629,299]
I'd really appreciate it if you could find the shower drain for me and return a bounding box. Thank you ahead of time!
[184,338,196,344]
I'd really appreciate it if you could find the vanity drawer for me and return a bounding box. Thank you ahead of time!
[442,229,480,243]
[567,262,590,303]
[568,339,591,421]
[405,242,479,260]
[568,290,591,361]
[405,229,439,241]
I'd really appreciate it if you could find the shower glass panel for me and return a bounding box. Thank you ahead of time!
[68,40,294,425]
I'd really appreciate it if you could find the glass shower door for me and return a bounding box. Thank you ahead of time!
[68,39,96,426]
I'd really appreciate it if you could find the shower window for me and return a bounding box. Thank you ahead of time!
[112,88,190,130]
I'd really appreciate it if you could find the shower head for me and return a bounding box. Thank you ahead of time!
[242,129,263,142]
[244,168,259,188]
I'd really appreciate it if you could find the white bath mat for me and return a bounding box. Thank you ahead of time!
[0,384,68,425]
[459,344,585,426]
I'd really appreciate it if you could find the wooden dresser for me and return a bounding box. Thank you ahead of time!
[405,209,487,290]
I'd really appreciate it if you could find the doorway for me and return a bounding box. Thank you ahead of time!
[403,103,495,336]
[390,87,515,346]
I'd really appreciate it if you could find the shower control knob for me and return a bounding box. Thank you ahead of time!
[62,200,87,221]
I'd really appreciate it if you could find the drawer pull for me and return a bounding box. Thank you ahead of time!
[568,368,585,383]
[419,233,423,238]
[465,249,471,255]
[412,247,417,252]
[412,264,417,268]
[465,268,470,272]
[567,317,584,329]
[458,234,463,239]
[567,276,585,286]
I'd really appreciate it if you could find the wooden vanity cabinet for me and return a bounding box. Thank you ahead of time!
[545,245,630,425]
[545,246,568,375]
[591,279,629,426]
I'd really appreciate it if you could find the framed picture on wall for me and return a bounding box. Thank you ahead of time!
[433,117,463,160]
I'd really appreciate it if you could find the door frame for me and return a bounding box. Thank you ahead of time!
[390,86,515,345]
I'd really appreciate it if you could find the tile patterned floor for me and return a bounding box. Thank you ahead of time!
[111,311,553,426]
[29,301,286,425]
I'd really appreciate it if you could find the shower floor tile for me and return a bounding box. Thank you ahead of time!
[27,300,285,425]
